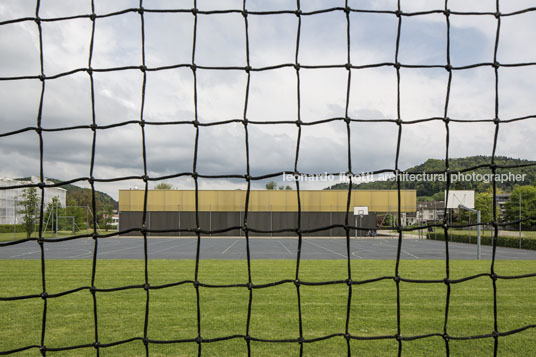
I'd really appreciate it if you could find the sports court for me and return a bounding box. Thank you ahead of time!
[1,237,535,260]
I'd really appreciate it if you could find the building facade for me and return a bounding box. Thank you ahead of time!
[0,177,67,224]
[119,189,417,237]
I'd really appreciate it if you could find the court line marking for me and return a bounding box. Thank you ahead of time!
[304,240,347,258]
[97,239,169,256]
[221,240,239,255]
[150,239,196,255]
[278,240,293,254]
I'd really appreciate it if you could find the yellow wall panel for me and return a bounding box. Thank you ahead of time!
[119,189,416,213]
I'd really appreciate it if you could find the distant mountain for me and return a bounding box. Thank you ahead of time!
[18,177,118,210]
[324,156,536,197]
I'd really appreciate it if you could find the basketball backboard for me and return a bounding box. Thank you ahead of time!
[445,190,475,209]
[353,206,369,216]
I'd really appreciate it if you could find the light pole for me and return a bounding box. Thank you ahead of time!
[519,192,522,249]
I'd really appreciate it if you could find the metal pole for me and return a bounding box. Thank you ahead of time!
[86,205,89,235]
[519,192,522,249]
[329,206,333,237]
[477,210,481,260]
[55,200,58,238]
[209,205,212,237]
[354,215,357,239]
[239,211,242,237]
[178,205,181,237]
[270,205,273,237]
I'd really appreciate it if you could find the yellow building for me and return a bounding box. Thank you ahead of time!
[119,189,416,237]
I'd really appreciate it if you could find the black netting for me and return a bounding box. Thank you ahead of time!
[1,0,536,356]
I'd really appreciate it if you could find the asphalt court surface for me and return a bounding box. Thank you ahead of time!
[1,238,535,260]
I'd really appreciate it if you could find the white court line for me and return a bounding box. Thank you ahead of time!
[97,239,169,256]
[150,239,195,255]
[401,249,420,259]
[64,249,93,259]
[221,239,239,255]
[8,249,44,259]
[278,240,293,254]
[304,240,347,258]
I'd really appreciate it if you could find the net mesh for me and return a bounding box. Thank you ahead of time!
[1,0,536,355]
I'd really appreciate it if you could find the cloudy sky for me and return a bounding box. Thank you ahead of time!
[1,0,535,199]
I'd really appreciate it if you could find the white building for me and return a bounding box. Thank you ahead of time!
[0,177,67,224]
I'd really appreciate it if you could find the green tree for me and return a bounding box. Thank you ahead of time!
[44,196,61,233]
[18,187,39,238]
[265,181,277,190]
[504,185,536,229]
[461,192,496,223]
[155,182,172,189]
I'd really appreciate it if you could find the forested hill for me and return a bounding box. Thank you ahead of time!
[324,156,536,197]
[18,177,118,210]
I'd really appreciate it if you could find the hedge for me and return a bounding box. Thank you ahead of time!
[427,231,536,251]
[0,224,25,233]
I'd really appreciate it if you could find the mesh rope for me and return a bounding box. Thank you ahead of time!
[1,0,536,356]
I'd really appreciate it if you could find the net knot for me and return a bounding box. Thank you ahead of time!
[394,333,401,341]
[39,345,47,353]
[241,10,248,18]
[294,63,301,71]
[443,278,450,285]
[242,118,248,126]
[93,342,100,349]
[393,276,401,283]
[295,10,302,17]
[344,6,351,15]
[191,8,199,15]
[345,63,352,71]
[191,64,197,72]
[92,232,98,240]
[244,175,251,181]
[39,74,46,81]
[90,123,97,131]
[493,118,500,125]
[244,65,251,73]
[394,62,401,70]
[395,10,402,17]
[294,279,300,287]
[195,227,202,234]
[396,118,402,125]
[490,273,498,281]
[247,282,253,290]
[244,335,251,341]
[195,336,203,343]
[297,337,304,343]
[37,181,45,188]
[41,292,48,299]
[295,119,302,126]
[191,172,198,179]
[89,13,96,21]
[444,9,451,17]
[142,175,149,182]
[192,119,199,127]
[34,17,41,25]
[138,7,144,15]
[344,333,351,341]
[493,61,500,69]
[442,333,449,342]
[346,279,352,286]
[494,11,501,19]
[443,117,450,124]
[88,177,95,184]
[444,64,452,72]
[90,286,97,293]
[87,67,93,75]
[143,337,149,345]
[194,280,200,288]
[144,283,150,290]
[139,65,147,72]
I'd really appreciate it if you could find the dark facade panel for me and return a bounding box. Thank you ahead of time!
[120,211,377,237]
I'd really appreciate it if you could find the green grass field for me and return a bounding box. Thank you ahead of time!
[1,260,535,356]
